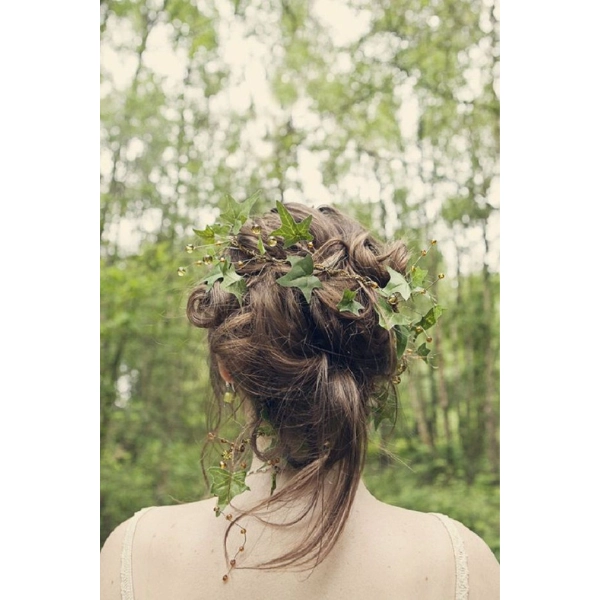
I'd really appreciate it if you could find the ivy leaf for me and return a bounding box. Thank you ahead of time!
[382,267,411,301]
[276,254,323,302]
[416,305,445,330]
[208,467,250,516]
[409,266,428,288]
[270,201,314,248]
[417,343,431,361]
[376,297,411,330]
[193,223,230,242]
[221,265,246,305]
[203,263,226,288]
[372,387,397,430]
[220,191,260,234]
[201,260,246,304]
[337,289,364,315]
[394,324,410,357]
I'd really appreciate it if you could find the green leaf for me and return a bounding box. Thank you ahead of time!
[220,191,260,234]
[193,223,230,242]
[208,467,250,515]
[203,263,226,288]
[256,235,266,255]
[417,305,445,330]
[375,297,411,330]
[382,267,411,301]
[409,266,428,288]
[372,387,397,430]
[394,324,410,356]
[417,343,431,359]
[221,265,246,305]
[276,254,323,302]
[201,260,246,303]
[270,201,314,248]
[337,289,364,315]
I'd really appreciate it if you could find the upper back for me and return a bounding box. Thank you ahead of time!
[100,491,499,600]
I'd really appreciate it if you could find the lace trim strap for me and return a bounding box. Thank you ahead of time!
[120,507,155,600]
[431,513,469,600]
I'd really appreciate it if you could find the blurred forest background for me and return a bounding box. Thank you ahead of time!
[100,0,500,558]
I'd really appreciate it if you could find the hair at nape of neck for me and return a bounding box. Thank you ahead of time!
[184,194,445,577]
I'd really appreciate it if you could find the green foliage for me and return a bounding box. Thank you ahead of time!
[201,259,246,304]
[270,201,314,247]
[194,224,230,242]
[376,296,410,330]
[221,192,260,235]
[336,289,364,315]
[276,254,323,302]
[417,305,445,331]
[371,387,398,431]
[208,467,251,515]
[382,267,412,301]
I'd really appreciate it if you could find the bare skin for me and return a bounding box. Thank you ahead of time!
[100,452,499,600]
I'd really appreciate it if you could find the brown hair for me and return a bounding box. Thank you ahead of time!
[187,203,409,570]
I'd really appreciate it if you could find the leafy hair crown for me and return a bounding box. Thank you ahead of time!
[179,192,444,379]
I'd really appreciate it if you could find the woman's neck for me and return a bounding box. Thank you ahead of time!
[229,449,376,517]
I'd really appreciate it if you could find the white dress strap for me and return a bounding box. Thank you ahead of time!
[431,513,469,600]
[120,507,155,600]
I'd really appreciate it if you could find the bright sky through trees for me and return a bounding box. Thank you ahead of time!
[101,0,499,275]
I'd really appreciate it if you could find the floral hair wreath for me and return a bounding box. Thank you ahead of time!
[178,192,444,577]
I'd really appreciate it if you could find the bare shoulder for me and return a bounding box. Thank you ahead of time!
[100,500,219,600]
[103,499,218,559]
[362,498,498,600]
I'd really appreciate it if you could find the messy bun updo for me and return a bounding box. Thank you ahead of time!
[187,203,409,570]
